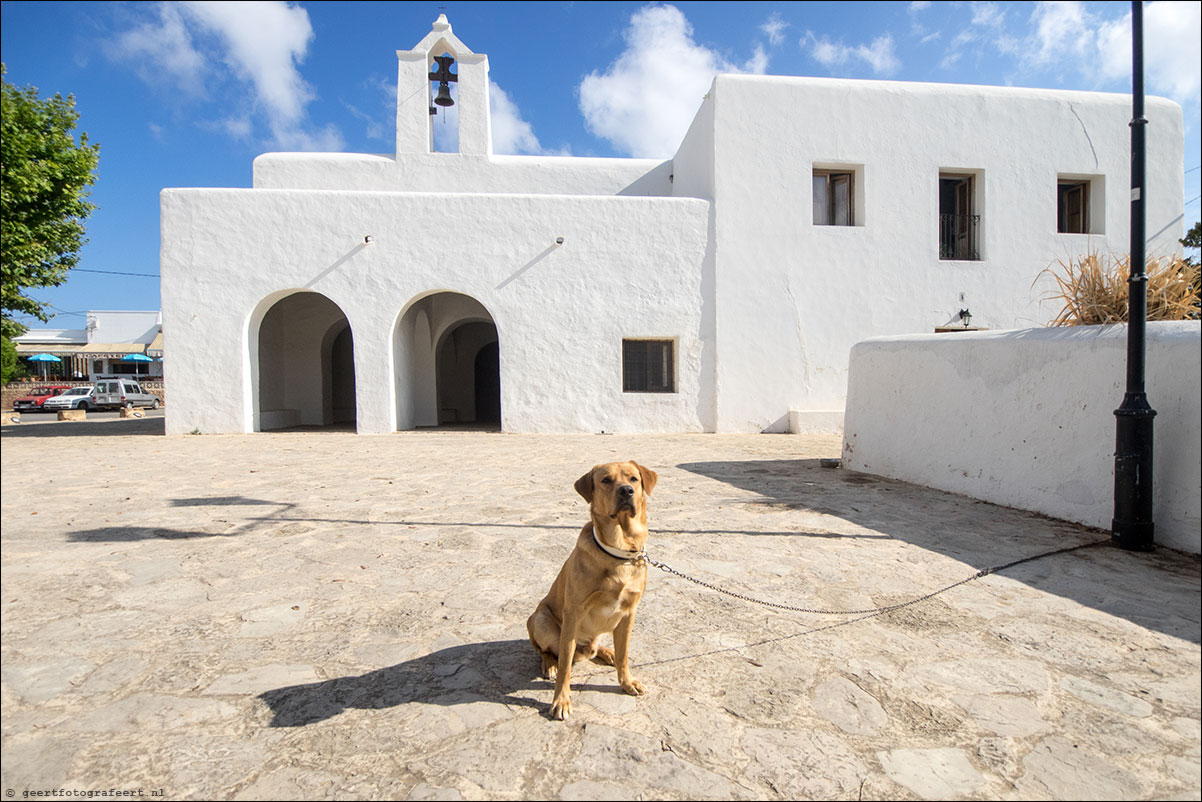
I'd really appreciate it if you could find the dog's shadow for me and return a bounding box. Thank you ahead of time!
[257,639,625,727]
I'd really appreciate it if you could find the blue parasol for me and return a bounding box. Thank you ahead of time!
[125,352,153,376]
[27,353,61,379]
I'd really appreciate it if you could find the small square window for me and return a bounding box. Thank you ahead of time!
[813,170,854,226]
[622,339,675,393]
[1058,180,1090,233]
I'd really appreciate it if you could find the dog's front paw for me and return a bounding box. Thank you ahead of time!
[620,678,646,697]
[549,695,572,720]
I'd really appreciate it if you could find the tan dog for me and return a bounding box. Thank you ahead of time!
[527,461,658,720]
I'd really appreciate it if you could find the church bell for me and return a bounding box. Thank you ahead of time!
[429,55,457,110]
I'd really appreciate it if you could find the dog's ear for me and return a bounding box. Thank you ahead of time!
[634,462,658,495]
[574,469,596,502]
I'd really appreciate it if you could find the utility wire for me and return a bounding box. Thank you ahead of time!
[73,268,160,278]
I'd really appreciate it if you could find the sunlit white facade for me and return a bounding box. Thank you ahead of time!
[160,15,1185,435]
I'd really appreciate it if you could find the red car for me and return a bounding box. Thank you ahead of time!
[12,385,72,412]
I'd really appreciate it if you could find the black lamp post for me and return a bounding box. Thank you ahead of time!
[1112,0,1156,551]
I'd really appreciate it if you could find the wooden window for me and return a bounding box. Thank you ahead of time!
[939,173,981,260]
[622,339,675,393]
[813,170,854,226]
[1058,180,1090,233]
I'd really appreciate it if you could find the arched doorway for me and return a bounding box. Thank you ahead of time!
[436,320,499,426]
[474,341,501,424]
[394,292,500,430]
[253,291,356,431]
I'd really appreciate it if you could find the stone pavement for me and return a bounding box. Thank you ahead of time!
[1,419,1199,800]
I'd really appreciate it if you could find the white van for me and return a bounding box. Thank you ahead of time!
[92,379,161,410]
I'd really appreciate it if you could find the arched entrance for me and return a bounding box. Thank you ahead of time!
[253,291,356,431]
[394,292,500,430]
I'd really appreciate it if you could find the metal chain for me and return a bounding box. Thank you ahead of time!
[644,538,1109,617]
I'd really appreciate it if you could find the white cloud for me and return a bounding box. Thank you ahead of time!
[761,13,788,47]
[1093,1,1201,107]
[107,0,343,151]
[1143,0,1200,104]
[344,101,386,143]
[107,3,206,93]
[490,83,565,156]
[1013,0,1200,108]
[971,1,1006,29]
[221,116,253,140]
[803,32,901,76]
[578,4,768,158]
[860,35,902,75]
[181,2,312,121]
[1029,0,1093,65]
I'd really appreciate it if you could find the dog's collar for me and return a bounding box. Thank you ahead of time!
[591,525,646,563]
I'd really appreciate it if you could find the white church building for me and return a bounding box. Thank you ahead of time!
[160,15,1185,436]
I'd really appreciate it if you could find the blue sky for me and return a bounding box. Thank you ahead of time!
[2,0,1199,330]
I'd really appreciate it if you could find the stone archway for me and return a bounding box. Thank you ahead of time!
[253,291,356,431]
[435,320,499,426]
[394,292,500,430]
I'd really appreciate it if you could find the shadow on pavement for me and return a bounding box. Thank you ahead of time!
[0,417,165,438]
[678,458,1201,645]
[258,639,620,726]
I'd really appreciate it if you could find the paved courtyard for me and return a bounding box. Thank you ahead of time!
[1,418,1199,800]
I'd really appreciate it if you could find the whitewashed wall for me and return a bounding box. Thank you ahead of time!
[86,311,161,344]
[253,153,673,198]
[675,76,1185,433]
[842,322,1201,554]
[164,16,1187,439]
[160,188,712,435]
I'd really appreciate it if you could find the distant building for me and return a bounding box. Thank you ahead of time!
[13,310,162,380]
[160,15,1185,435]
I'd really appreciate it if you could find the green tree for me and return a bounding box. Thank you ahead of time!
[1183,220,1201,318]
[1,63,100,340]
[1182,220,1201,263]
[1,334,20,384]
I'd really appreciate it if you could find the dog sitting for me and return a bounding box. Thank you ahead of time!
[527,461,658,720]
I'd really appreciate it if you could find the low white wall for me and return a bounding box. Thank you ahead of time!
[843,322,1201,554]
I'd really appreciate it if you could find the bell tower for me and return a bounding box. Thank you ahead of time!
[396,14,491,157]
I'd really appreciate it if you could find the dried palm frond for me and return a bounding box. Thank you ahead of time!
[1040,251,1200,327]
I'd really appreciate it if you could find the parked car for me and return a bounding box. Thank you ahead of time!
[92,379,161,410]
[42,386,97,411]
[12,385,72,412]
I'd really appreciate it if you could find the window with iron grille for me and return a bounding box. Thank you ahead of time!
[939,173,981,260]
[622,339,675,393]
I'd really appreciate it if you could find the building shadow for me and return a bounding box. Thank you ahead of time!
[257,639,620,727]
[0,417,165,438]
[269,423,359,434]
[677,458,1201,644]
